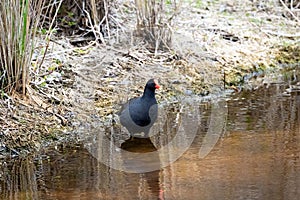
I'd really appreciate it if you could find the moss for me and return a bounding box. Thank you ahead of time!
[275,45,300,65]
[225,72,244,86]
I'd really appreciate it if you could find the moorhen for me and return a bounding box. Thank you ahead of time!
[119,79,160,139]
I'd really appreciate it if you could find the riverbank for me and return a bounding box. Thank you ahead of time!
[0,0,299,158]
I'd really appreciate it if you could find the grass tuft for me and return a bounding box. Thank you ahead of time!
[0,0,45,95]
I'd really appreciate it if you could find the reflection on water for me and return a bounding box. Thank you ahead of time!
[1,83,300,200]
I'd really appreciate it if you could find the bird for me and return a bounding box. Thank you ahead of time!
[118,79,160,139]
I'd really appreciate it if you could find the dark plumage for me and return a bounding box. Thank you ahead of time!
[119,79,160,138]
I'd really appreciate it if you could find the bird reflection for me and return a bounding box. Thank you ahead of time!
[121,137,164,200]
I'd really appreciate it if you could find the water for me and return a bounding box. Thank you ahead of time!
[0,82,300,200]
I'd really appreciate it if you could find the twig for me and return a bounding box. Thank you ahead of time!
[261,29,300,38]
[279,0,300,22]
[25,86,67,125]
[104,0,111,40]
[36,0,64,70]
[82,1,106,45]
[38,41,96,58]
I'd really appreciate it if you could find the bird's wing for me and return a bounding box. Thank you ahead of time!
[117,97,139,116]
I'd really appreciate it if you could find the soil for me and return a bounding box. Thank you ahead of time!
[0,0,299,158]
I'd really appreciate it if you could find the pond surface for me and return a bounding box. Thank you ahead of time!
[1,80,300,200]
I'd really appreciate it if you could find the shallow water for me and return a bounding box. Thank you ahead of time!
[1,82,300,200]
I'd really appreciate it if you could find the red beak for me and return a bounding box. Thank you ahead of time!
[155,84,160,89]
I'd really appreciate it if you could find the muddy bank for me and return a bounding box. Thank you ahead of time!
[1,71,300,199]
[0,0,299,158]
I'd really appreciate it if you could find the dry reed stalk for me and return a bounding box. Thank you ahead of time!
[134,0,177,52]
